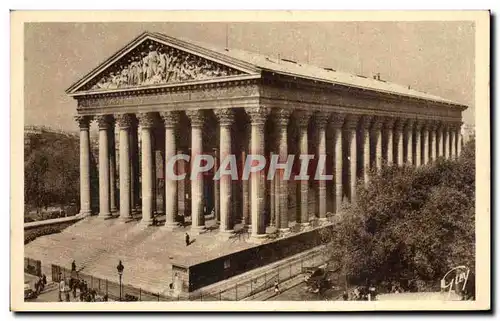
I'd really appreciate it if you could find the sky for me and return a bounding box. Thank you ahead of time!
[24,21,475,133]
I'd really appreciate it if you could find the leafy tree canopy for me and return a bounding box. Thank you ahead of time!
[324,140,475,291]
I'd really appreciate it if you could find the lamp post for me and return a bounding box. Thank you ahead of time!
[117,260,124,301]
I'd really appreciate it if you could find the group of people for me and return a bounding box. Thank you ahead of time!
[343,286,378,301]
[92,43,234,90]
[34,274,48,294]
[58,276,108,302]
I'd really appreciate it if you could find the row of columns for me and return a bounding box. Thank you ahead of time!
[76,110,463,242]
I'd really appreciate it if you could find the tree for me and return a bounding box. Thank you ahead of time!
[24,130,80,216]
[323,140,475,290]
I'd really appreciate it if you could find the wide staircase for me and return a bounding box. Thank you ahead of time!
[25,216,175,295]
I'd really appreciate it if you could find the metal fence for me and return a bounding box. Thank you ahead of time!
[51,264,180,301]
[189,249,326,301]
[24,257,42,276]
[39,247,325,301]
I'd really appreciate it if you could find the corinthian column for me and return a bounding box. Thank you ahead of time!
[138,113,156,227]
[117,114,133,222]
[129,119,139,213]
[443,124,449,159]
[422,122,430,165]
[245,107,269,242]
[108,119,118,213]
[116,114,132,222]
[405,119,414,165]
[394,119,405,166]
[449,125,456,160]
[331,113,345,213]
[295,109,312,227]
[360,115,372,187]
[457,125,463,157]
[384,117,395,165]
[316,111,329,221]
[372,117,383,171]
[437,122,444,158]
[214,109,235,237]
[430,122,437,161]
[160,111,180,231]
[76,116,92,216]
[96,115,112,219]
[414,121,422,167]
[344,115,360,203]
[274,109,292,231]
[186,110,206,234]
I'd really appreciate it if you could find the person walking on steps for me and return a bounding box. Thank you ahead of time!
[185,233,190,246]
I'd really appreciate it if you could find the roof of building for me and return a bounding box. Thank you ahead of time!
[68,31,467,109]
[148,32,466,107]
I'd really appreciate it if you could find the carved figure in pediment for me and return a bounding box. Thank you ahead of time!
[86,40,244,91]
[157,51,167,77]
[141,52,148,84]
[146,45,159,80]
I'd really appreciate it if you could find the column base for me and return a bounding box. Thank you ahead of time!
[217,229,235,240]
[190,225,207,235]
[138,219,153,228]
[300,222,312,231]
[118,215,133,223]
[278,227,291,236]
[78,210,92,218]
[98,212,112,220]
[247,234,268,244]
[162,222,182,231]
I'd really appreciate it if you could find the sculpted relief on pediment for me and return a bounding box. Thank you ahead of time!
[81,39,245,91]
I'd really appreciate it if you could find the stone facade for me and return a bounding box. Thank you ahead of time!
[68,32,467,243]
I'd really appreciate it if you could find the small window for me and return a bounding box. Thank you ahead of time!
[224,259,230,269]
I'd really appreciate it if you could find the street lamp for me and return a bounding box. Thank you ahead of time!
[117,260,124,301]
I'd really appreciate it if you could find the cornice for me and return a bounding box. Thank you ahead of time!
[71,75,260,99]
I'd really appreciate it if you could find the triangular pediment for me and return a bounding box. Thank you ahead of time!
[67,32,259,95]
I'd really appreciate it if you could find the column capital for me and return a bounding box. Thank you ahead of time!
[413,119,424,130]
[427,120,440,131]
[116,113,135,129]
[314,111,330,128]
[245,107,269,125]
[370,116,384,131]
[272,108,293,127]
[329,113,346,129]
[160,111,180,128]
[214,108,235,126]
[186,110,205,127]
[359,115,373,130]
[293,109,313,128]
[137,112,157,129]
[451,121,463,130]
[344,114,361,130]
[75,115,92,129]
[404,119,415,132]
[383,116,396,129]
[394,118,406,131]
[417,119,431,130]
[95,115,113,130]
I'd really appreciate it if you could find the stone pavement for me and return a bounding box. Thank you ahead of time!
[25,215,259,295]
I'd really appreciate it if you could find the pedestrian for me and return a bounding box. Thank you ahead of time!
[185,233,190,246]
[274,280,280,294]
[42,274,47,289]
[342,291,349,301]
[71,260,76,272]
[58,275,65,302]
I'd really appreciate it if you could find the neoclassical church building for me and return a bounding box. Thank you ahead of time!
[27,31,467,296]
